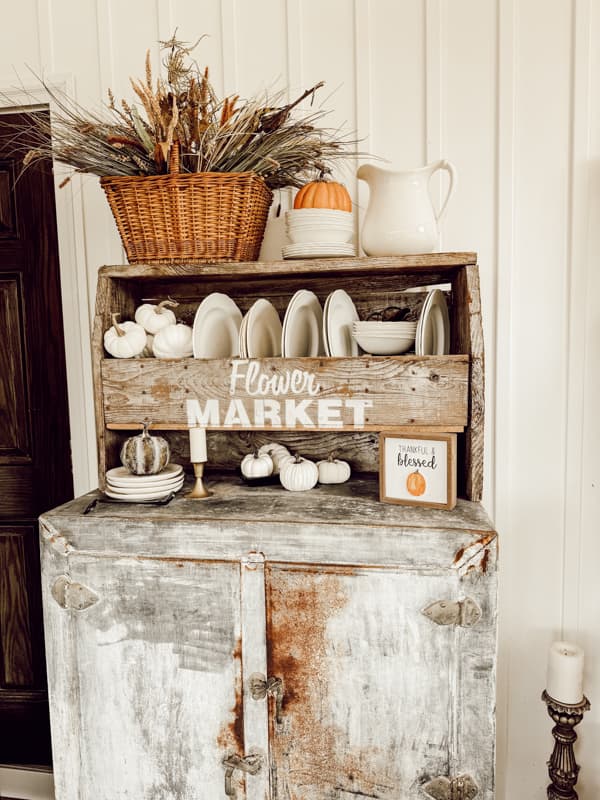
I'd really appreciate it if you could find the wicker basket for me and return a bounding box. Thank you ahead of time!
[100,169,273,264]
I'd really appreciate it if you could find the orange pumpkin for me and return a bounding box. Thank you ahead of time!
[294,180,352,212]
[406,470,427,497]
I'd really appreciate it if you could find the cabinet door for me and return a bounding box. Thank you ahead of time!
[265,562,495,800]
[42,551,244,800]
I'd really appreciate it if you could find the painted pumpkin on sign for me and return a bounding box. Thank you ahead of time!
[406,470,427,497]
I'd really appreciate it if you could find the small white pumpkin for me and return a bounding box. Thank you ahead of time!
[317,452,351,484]
[279,453,319,492]
[104,313,147,358]
[135,298,179,334]
[241,451,274,479]
[152,323,193,359]
[120,423,170,475]
[258,442,290,475]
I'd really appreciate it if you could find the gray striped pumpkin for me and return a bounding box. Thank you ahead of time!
[120,424,170,475]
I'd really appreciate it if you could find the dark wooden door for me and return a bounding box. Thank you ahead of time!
[0,111,73,766]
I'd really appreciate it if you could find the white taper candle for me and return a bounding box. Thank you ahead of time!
[189,427,207,462]
[546,641,585,704]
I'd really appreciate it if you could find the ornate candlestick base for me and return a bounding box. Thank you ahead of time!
[187,462,211,499]
[542,690,590,800]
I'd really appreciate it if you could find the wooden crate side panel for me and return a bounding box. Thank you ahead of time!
[452,264,485,501]
[100,356,469,430]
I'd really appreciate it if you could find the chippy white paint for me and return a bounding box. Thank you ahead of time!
[40,477,497,800]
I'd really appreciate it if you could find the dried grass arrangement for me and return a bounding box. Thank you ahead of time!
[19,33,356,190]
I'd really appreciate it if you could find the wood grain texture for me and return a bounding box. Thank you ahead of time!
[100,355,469,427]
[0,529,33,686]
[452,265,485,501]
[42,551,244,800]
[40,481,496,800]
[266,562,495,798]
[40,474,496,568]
[0,278,29,458]
[92,257,484,499]
[98,252,477,279]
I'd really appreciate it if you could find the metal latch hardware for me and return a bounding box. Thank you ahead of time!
[423,774,479,800]
[51,576,98,611]
[421,597,482,627]
[222,753,263,797]
[249,673,284,725]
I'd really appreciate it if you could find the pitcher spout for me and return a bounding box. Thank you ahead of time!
[357,162,385,185]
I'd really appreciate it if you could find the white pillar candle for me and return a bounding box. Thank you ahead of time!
[189,427,207,462]
[546,641,585,704]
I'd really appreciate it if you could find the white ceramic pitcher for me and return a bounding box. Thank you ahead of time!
[357,160,457,256]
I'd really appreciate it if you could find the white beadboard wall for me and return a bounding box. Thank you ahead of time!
[1,1,599,797]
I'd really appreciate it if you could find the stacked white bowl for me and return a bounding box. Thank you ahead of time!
[352,320,417,355]
[283,209,356,258]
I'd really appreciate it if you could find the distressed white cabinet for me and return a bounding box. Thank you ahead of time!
[40,476,497,800]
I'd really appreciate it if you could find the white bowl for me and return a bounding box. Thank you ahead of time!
[353,331,415,355]
[353,322,417,333]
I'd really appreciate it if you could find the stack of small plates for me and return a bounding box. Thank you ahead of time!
[104,464,184,502]
[283,209,357,259]
[352,320,417,355]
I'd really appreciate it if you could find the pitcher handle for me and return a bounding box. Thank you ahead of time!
[430,159,457,223]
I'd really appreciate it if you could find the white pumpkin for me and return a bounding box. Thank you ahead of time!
[152,323,193,359]
[241,451,273,479]
[135,298,179,334]
[279,453,319,492]
[258,442,290,475]
[104,313,147,358]
[317,453,351,484]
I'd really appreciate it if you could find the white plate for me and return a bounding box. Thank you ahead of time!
[416,289,450,355]
[325,289,360,357]
[322,293,332,356]
[192,293,243,358]
[238,312,249,357]
[107,477,185,496]
[282,290,323,357]
[105,464,183,487]
[282,242,356,259]
[104,480,184,502]
[246,299,282,358]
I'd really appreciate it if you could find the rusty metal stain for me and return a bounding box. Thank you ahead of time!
[453,533,496,575]
[217,635,244,756]
[265,566,396,798]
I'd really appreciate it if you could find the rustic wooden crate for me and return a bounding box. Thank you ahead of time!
[92,253,484,498]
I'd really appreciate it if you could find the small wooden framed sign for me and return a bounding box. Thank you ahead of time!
[379,432,457,509]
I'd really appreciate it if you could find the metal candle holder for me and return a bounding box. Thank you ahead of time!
[188,461,211,499]
[542,690,590,800]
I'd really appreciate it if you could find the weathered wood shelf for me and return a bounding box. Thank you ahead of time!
[92,253,484,499]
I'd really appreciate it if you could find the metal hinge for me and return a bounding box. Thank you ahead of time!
[421,597,482,627]
[51,576,98,611]
[249,673,284,726]
[222,753,263,797]
[423,774,479,800]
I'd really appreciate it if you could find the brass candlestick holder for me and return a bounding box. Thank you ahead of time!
[542,690,590,799]
[188,461,211,499]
